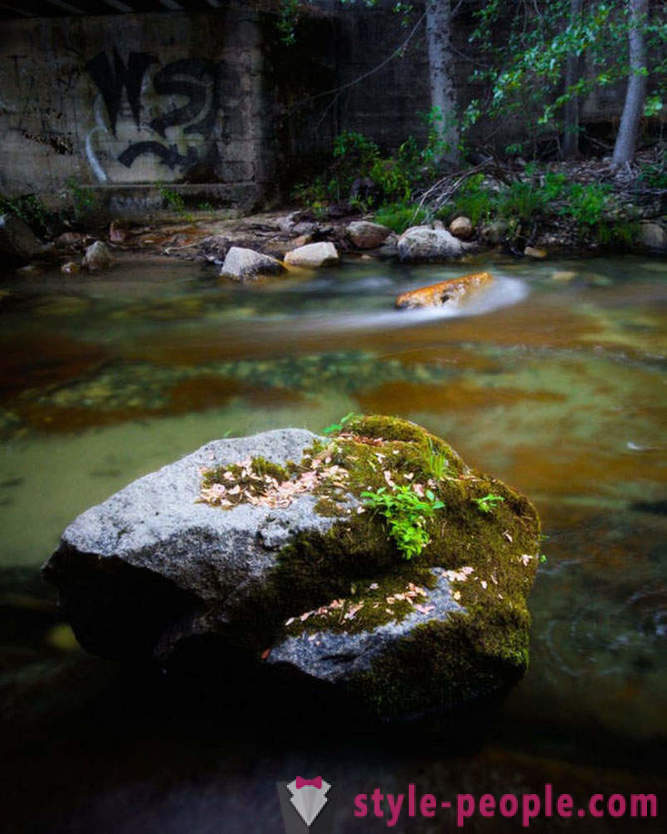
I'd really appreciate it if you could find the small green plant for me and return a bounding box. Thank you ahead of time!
[65,178,98,221]
[539,553,548,564]
[361,485,445,560]
[323,412,358,435]
[473,493,505,514]
[158,184,186,213]
[196,201,215,211]
[424,438,448,480]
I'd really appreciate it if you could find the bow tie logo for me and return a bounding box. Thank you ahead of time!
[280,776,332,829]
[296,776,323,790]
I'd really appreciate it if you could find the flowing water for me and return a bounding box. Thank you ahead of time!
[0,255,665,832]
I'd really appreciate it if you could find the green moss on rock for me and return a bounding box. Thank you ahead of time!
[200,415,540,717]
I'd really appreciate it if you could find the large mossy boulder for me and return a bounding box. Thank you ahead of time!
[43,417,540,722]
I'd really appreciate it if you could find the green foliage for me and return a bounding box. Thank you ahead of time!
[0,193,51,237]
[468,0,664,151]
[361,485,445,560]
[277,0,301,46]
[294,126,436,213]
[473,493,505,514]
[638,154,667,189]
[424,438,448,480]
[445,173,496,225]
[496,179,547,221]
[333,130,380,175]
[158,185,186,213]
[65,178,97,221]
[643,94,663,118]
[323,411,359,435]
[369,157,412,203]
[374,201,427,233]
[563,182,610,227]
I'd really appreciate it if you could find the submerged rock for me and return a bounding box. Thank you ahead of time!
[284,241,339,268]
[397,226,466,262]
[43,416,540,721]
[220,246,285,281]
[83,240,114,272]
[396,272,494,309]
[61,261,80,275]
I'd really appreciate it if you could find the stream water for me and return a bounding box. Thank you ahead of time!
[0,255,665,833]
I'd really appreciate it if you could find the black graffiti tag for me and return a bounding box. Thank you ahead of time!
[86,51,223,171]
[149,59,219,139]
[117,142,198,171]
[86,49,157,136]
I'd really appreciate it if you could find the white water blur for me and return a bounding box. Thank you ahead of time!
[297,275,529,332]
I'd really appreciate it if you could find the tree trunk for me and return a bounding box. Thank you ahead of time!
[425,0,458,164]
[612,0,648,166]
[562,0,583,159]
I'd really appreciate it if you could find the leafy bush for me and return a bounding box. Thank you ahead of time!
[374,201,428,233]
[361,485,445,560]
[444,173,497,224]
[497,179,547,221]
[0,193,51,237]
[369,158,412,203]
[562,182,611,228]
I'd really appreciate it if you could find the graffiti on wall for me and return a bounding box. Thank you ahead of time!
[85,48,239,182]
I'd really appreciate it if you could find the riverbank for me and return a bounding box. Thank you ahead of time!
[7,203,665,283]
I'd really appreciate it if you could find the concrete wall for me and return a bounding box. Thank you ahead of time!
[0,9,274,209]
[0,2,659,211]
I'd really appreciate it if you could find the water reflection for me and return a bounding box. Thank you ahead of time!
[0,255,665,832]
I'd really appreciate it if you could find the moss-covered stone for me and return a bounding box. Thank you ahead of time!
[196,415,540,720]
[46,418,540,722]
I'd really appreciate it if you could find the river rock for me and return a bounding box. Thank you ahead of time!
[55,231,85,249]
[61,261,80,275]
[83,240,113,272]
[524,246,547,259]
[480,219,509,245]
[396,272,494,309]
[347,221,392,249]
[638,222,666,252]
[220,246,285,281]
[108,220,127,243]
[397,226,465,262]
[0,213,43,264]
[449,216,474,240]
[43,416,540,722]
[284,241,339,268]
